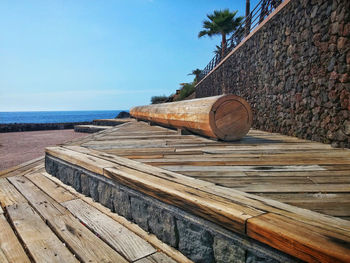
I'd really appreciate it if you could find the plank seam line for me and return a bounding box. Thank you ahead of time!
[42,171,192,263]
[24,170,157,262]
[129,251,158,263]
[5,176,84,262]
[1,190,35,263]
[58,205,139,262]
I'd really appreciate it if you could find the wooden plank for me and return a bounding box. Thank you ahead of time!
[0,214,30,263]
[135,252,177,263]
[62,199,156,262]
[8,176,69,219]
[247,213,350,263]
[282,201,350,217]
[202,185,350,234]
[51,214,128,262]
[244,170,350,177]
[256,193,350,217]
[43,171,192,263]
[25,172,76,203]
[0,249,9,263]
[204,176,350,186]
[7,176,128,262]
[104,166,263,234]
[230,184,350,193]
[63,145,213,189]
[6,203,77,263]
[160,165,325,172]
[177,170,350,178]
[0,178,27,207]
[0,162,44,179]
[103,147,177,155]
[138,158,350,166]
[46,146,114,175]
[0,156,44,177]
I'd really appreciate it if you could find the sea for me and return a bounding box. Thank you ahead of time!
[0,110,126,124]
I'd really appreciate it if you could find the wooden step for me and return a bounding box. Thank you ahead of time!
[74,125,111,133]
[92,118,133,126]
[46,145,350,263]
[0,159,189,263]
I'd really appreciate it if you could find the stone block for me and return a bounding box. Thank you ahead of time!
[130,197,149,231]
[88,176,99,202]
[246,251,280,263]
[213,236,246,263]
[177,219,214,263]
[80,173,90,196]
[148,205,177,247]
[97,181,113,210]
[112,187,132,220]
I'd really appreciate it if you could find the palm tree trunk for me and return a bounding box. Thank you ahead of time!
[245,0,251,36]
[221,33,227,58]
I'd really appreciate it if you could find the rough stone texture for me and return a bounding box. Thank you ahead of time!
[177,219,214,263]
[115,111,130,119]
[213,236,246,263]
[246,251,280,263]
[130,196,150,231]
[148,205,178,248]
[0,122,91,133]
[45,155,300,263]
[80,173,90,196]
[196,0,350,148]
[97,181,113,210]
[88,176,99,202]
[111,186,133,220]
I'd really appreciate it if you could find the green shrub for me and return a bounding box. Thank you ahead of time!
[151,95,169,104]
[175,83,195,101]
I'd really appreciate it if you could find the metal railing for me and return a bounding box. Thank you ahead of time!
[198,0,283,82]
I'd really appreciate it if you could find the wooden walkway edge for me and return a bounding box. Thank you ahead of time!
[46,145,350,263]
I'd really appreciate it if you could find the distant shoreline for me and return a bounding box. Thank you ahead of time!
[0,121,92,133]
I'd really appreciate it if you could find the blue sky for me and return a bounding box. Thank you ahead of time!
[0,0,257,111]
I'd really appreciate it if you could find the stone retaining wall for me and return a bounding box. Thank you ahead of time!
[0,122,91,133]
[196,0,350,148]
[45,155,300,263]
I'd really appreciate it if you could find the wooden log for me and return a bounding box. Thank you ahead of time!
[130,94,252,141]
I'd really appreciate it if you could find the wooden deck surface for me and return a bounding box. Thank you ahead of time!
[74,121,350,222]
[0,158,189,263]
[3,120,350,262]
[44,120,350,262]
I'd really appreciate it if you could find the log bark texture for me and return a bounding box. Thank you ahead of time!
[130,95,252,141]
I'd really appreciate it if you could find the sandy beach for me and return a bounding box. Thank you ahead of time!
[0,129,88,171]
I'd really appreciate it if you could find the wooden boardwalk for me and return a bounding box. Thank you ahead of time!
[0,157,190,263]
[2,119,350,262]
[44,120,350,262]
[72,121,350,221]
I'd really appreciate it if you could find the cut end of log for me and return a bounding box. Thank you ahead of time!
[210,95,253,141]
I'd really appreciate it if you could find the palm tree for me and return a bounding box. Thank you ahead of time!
[188,69,202,83]
[198,9,243,57]
[213,45,222,55]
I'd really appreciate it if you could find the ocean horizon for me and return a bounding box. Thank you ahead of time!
[0,110,127,124]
